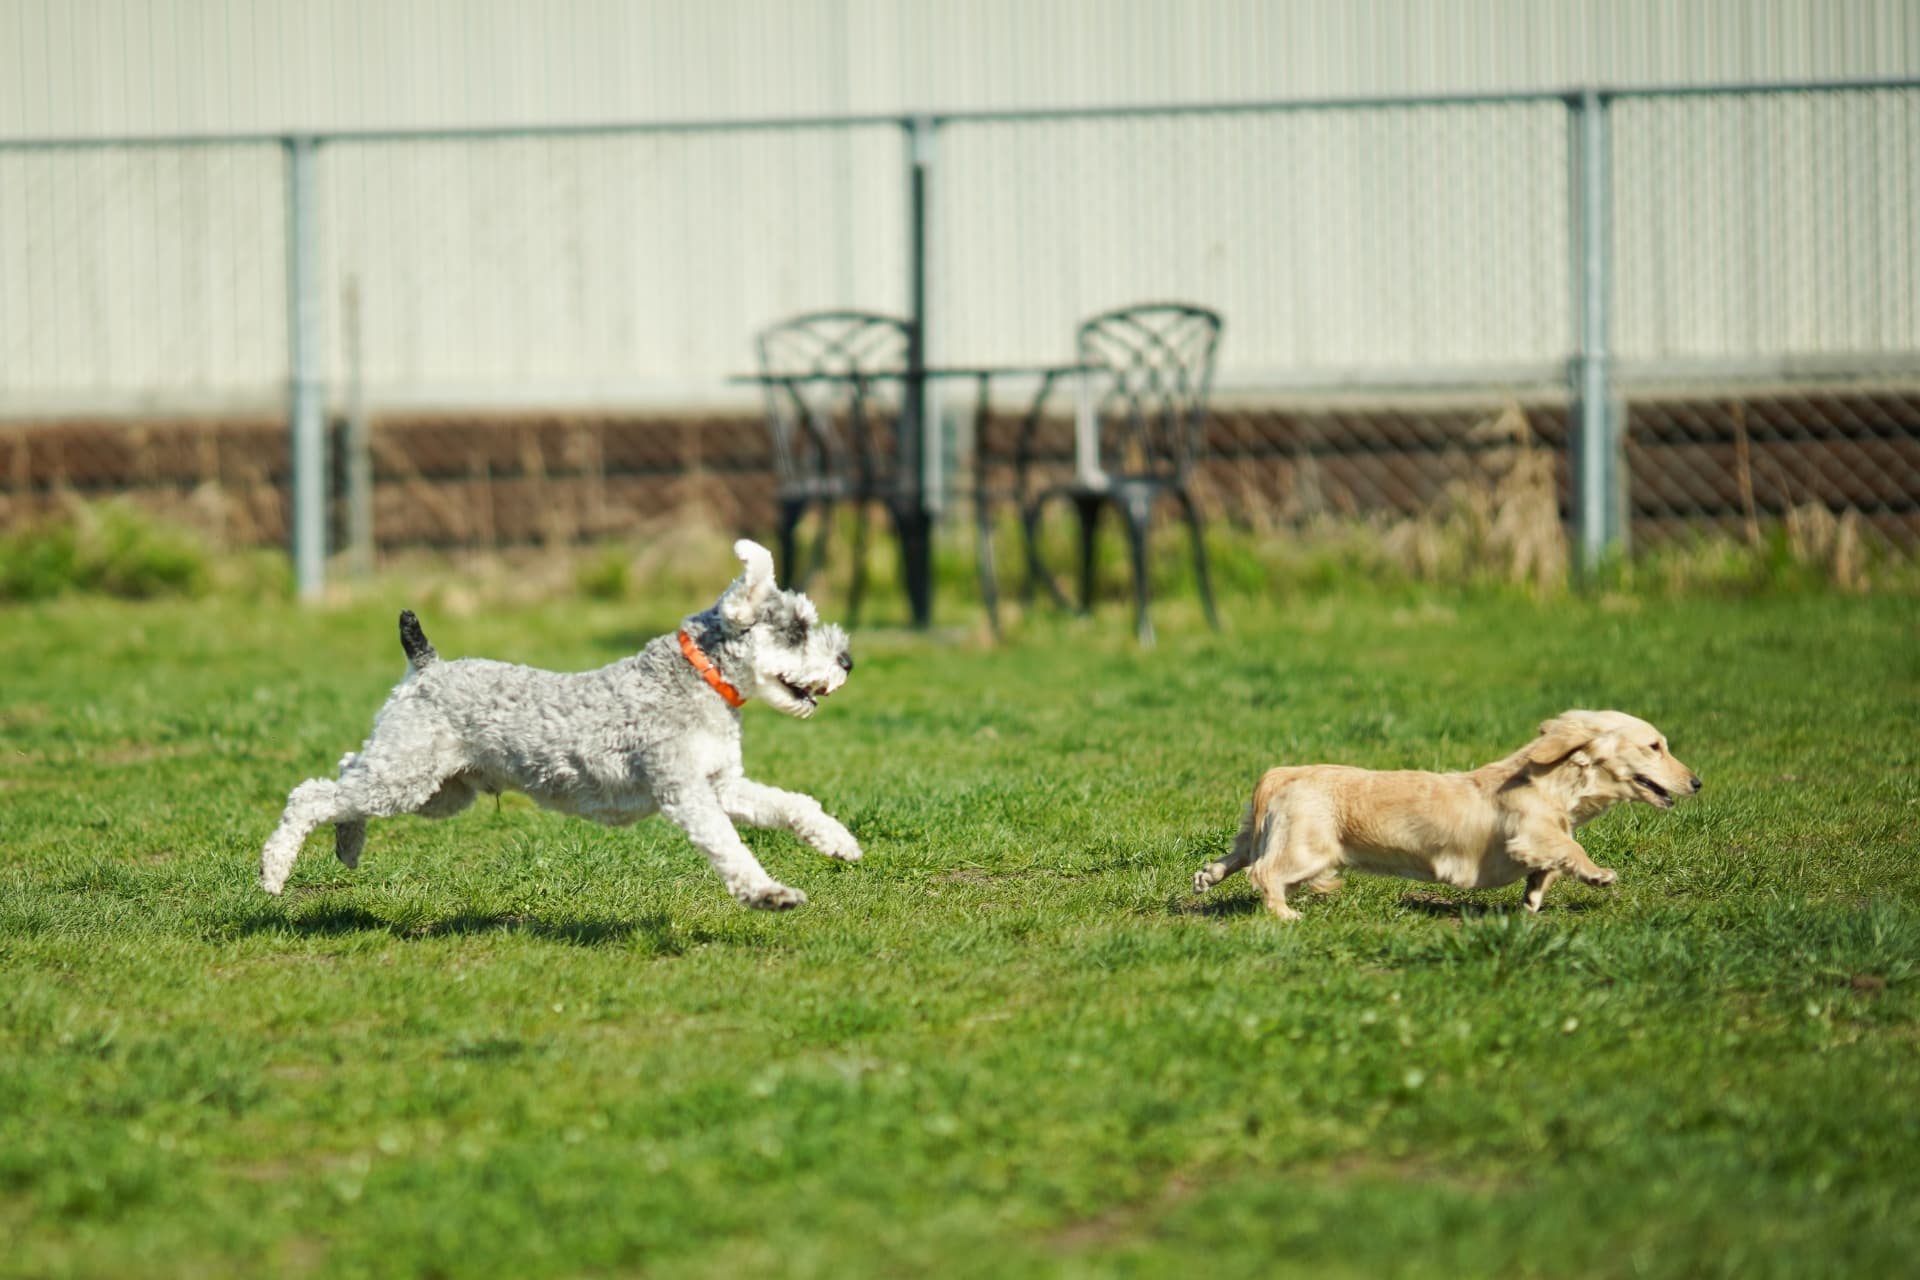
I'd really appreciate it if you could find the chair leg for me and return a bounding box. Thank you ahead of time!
[1075,493,1105,615]
[777,498,809,589]
[1174,486,1221,631]
[847,499,872,628]
[805,502,835,593]
[1020,490,1078,613]
[976,493,1001,637]
[1019,495,1046,607]
[892,502,934,629]
[1119,489,1156,647]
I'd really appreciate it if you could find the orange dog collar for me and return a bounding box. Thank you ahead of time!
[678,629,745,709]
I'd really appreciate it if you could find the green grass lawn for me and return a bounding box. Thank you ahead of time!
[2,576,1916,1278]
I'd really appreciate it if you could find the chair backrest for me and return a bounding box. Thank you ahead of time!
[754,311,915,493]
[1076,303,1222,481]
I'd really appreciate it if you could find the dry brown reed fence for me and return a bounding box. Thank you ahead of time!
[1,384,1914,588]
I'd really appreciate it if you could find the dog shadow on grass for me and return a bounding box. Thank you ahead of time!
[1168,892,1266,919]
[228,899,730,955]
[1166,890,1597,922]
[1396,891,1596,920]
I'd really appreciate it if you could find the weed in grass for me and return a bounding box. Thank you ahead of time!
[1421,908,1587,979]
[0,500,210,601]
[572,544,631,600]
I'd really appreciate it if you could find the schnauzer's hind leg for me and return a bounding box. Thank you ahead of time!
[261,745,469,894]
[335,820,366,869]
[262,777,355,893]
[326,772,474,877]
[415,773,480,819]
[332,750,366,867]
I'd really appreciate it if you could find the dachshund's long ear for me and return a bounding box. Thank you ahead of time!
[719,539,778,627]
[1527,713,1596,768]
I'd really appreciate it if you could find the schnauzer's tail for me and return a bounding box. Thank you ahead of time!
[398,609,439,672]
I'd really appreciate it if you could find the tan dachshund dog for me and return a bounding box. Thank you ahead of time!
[1192,710,1701,919]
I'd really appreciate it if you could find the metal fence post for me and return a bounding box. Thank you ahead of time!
[286,134,326,600]
[882,114,940,626]
[1568,89,1621,574]
[342,276,373,577]
[905,114,939,515]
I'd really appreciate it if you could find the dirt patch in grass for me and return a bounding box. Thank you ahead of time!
[1045,1172,1201,1254]
[91,742,198,766]
[932,867,1046,885]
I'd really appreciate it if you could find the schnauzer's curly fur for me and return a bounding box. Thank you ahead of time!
[260,540,859,909]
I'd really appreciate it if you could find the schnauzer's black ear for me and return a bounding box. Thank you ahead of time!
[720,539,778,626]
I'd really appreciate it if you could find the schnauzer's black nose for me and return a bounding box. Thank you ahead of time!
[837,652,853,673]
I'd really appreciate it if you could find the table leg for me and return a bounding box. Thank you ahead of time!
[1073,369,1103,487]
[1075,492,1105,614]
[972,372,1001,636]
[895,362,934,630]
[894,502,934,629]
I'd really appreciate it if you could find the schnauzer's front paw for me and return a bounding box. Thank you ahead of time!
[1579,865,1618,888]
[814,823,862,862]
[740,882,808,911]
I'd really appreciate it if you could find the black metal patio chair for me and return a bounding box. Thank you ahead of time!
[754,310,917,626]
[1016,302,1224,646]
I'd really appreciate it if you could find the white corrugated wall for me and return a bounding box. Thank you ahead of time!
[7,0,1917,134]
[0,0,1914,410]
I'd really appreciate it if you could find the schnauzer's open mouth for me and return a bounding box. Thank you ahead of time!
[1632,774,1674,808]
[780,678,829,708]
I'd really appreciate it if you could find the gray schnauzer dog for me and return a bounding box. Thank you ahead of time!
[260,540,859,909]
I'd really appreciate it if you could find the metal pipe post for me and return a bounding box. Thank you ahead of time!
[892,115,938,627]
[286,135,327,600]
[905,114,939,515]
[343,276,373,578]
[1568,90,1619,574]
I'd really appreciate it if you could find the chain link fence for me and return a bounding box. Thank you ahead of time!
[932,100,1570,376]
[1,83,1915,589]
[1610,88,1920,561]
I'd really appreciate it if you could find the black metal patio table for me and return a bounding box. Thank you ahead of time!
[730,361,1100,629]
